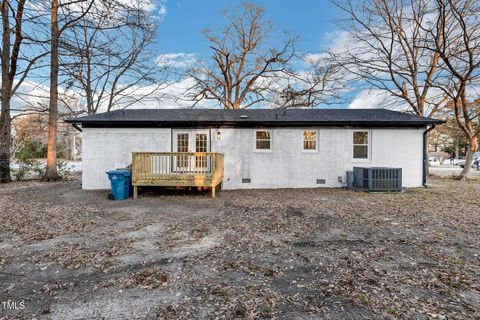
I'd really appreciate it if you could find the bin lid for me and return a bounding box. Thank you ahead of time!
[106,169,132,177]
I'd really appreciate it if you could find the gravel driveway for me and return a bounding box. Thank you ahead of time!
[1,176,479,319]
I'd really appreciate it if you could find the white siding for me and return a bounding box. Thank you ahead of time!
[82,128,171,189]
[81,126,425,190]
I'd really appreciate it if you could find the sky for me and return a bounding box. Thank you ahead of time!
[145,0,368,109]
[12,0,384,112]
[155,0,343,59]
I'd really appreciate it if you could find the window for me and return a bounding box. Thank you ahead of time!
[255,130,271,150]
[353,131,369,159]
[303,130,317,150]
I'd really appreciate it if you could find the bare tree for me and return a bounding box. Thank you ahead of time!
[425,0,480,179]
[11,112,48,158]
[45,0,93,181]
[0,0,22,183]
[335,0,480,179]
[333,0,452,180]
[185,3,297,109]
[1,0,47,183]
[333,0,446,116]
[45,0,60,181]
[271,56,346,108]
[63,0,166,115]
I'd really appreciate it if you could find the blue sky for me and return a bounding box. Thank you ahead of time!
[13,0,379,112]
[155,0,344,60]
[143,0,369,109]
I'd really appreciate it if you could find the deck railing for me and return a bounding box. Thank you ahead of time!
[131,152,224,198]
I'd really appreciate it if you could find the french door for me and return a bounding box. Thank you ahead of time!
[173,130,210,172]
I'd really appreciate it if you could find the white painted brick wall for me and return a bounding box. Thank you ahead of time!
[211,128,424,189]
[82,128,171,189]
[81,127,424,190]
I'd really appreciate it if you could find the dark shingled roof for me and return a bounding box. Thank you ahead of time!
[66,108,443,128]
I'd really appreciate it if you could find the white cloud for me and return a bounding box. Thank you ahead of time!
[108,77,216,110]
[348,90,391,109]
[98,0,162,14]
[104,0,166,21]
[348,89,409,111]
[11,80,82,115]
[27,0,166,23]
[156,52,197,69]
[302,31,354,65]
[157,77,217,109]
[322,30,353,53]
[157,0,167,20]
[10,76,214,115]
[302,32,350,65]
[303,53,327,65]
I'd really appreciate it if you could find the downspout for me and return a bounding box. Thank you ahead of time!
[423,124,436,186]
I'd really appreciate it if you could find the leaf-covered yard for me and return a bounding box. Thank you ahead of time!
[1,177,479,319]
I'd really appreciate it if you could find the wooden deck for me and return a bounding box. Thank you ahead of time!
[131,152,224,199]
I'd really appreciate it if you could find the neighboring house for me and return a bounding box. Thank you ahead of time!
[67,108,442,191]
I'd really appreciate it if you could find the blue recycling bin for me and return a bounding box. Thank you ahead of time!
[106,170,132,200]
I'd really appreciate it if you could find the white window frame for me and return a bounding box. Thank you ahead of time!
[254,129,272,152]
[302,130,318,152]
[352,130,371,160]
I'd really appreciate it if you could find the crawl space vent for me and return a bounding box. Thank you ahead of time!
[242,178,251,183]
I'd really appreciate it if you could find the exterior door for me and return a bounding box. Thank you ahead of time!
[173,130,210,172]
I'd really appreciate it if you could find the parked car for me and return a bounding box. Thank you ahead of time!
[452,157,465,166]
[429,156,441,166]
[459,152,480,168]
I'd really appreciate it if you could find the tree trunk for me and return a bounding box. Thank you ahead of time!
[456,137,478,180]
[424,139,430,178]
[0,96,12,183]
[45,0,60,181]
[0,0,12,183]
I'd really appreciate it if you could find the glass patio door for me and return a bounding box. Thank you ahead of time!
[173,130,210,172]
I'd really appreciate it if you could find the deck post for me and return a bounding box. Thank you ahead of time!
[211,184,215,198]
[133,186,138,199]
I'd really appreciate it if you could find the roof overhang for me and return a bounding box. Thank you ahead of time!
[66,119,443,129]
[65,108,445,129]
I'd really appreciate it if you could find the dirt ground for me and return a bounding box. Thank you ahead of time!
[1,176,479,320]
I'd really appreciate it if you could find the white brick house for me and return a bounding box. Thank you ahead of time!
[67,109,442,190]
